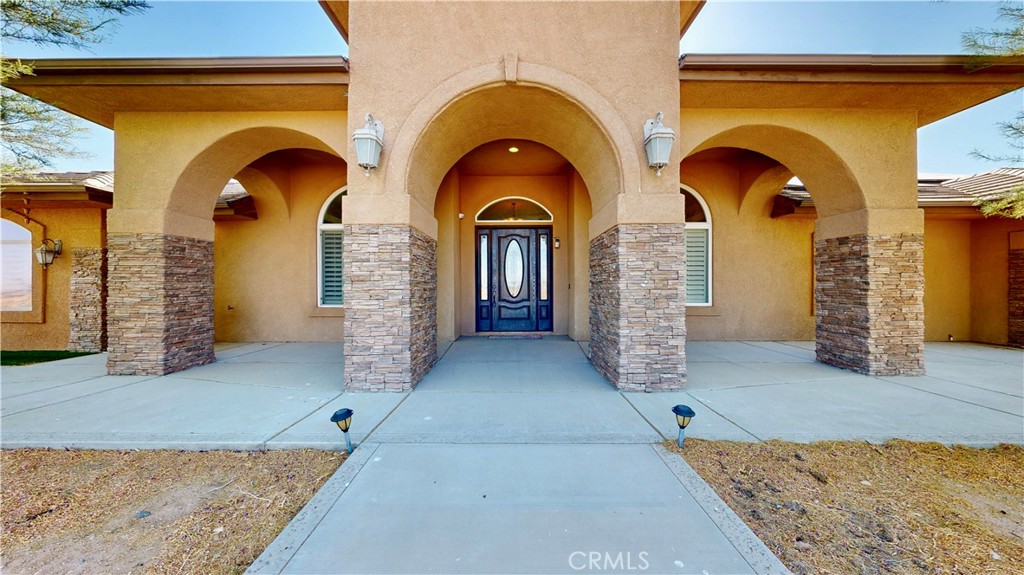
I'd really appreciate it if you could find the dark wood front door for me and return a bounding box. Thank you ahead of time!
[476,227,553,332]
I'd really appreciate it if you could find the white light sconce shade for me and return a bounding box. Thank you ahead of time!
[643,112,676,177]
[34,239,62,268]
[352,113,385,177]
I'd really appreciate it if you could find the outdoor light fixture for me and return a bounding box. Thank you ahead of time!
[352,113,384,177]
[643,112,676,176]
[554,237,560,249]
[330,407,355,454]
[34,239,62,268]
[508,146,519,153]
[671,404,696,448]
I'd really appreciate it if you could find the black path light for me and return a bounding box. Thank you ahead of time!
[330,408,354,454]
[672,404,696,448]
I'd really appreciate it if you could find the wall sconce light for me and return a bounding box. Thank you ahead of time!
[34,239,62,268]
[331,407,354,454]
[352,113,385,177]
[554,237,560,249]
[643,112,676,177]
[671,404,696,448]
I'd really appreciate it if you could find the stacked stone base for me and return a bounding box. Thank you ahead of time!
[68,247,107,352]
[1010,247,1024,348]
[815,233,924,376]
[343,224,437,391]
[106,234,215,375]
[589,224,687,391]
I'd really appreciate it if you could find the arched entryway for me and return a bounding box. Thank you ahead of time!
[343,71,687,392]
[106,123,346,375]
[432,139,592,341]
[679,121,925,376]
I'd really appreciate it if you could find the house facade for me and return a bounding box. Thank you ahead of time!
[3,1,1023,392]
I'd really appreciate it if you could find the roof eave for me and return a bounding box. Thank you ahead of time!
[3,56,350,128]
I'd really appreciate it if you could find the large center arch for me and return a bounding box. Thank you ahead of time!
[681,124,866,219]
[386,61,641,220]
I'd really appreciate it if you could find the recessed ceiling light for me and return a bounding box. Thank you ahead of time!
[508,147,519,153]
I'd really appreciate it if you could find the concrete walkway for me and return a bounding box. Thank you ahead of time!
[2,338,1021,574]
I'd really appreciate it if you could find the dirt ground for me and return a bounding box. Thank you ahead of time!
[672,439,1024,575]
[4,443,1021,575]
[1,449,343,575]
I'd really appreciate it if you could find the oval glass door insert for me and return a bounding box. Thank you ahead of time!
[504,239,524,298]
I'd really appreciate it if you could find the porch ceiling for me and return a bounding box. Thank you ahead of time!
[3,57,350,129]
[679,54,1024,127]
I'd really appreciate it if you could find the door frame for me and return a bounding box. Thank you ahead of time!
[475,225,554,332]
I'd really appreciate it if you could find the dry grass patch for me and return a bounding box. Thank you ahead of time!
[669,439,1024,575]
[1,449,344,575]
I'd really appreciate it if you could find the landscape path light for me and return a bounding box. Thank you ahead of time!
[331,408,354,454]
[672,404,695,448]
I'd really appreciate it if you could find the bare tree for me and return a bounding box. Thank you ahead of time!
[1,0,149,179]
[963,2,1024,218]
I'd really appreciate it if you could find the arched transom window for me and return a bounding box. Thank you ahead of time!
[1,219,33,311]
[318,188,345,306]
[681,185,712,306]
[476,197,553,223]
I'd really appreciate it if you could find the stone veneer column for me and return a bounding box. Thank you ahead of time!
[815,233,924,375]
[106,233,215,375]
[1009,244,1024,348]
[589,224,687,391]
[343,224,437,391]
[68,247,107,352]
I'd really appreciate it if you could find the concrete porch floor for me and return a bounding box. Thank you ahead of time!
[2,339,1020,449]
[2,338,1021,574]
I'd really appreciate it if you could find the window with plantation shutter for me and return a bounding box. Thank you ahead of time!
[318,189,346,307]
[321,230,344,305]
[681,186,712,306]
[685,228,709,304]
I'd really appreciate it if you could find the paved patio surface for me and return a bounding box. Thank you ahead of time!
[2,338,1021,574]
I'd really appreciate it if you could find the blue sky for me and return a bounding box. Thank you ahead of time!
[6,0,1022,175]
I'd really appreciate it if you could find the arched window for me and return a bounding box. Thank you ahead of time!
[318,188,346,306]
[1,219,33,311]
[681,185,712,306]
[476,197,553,223]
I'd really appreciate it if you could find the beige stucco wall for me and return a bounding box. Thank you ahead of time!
[346,0,683,239]
[923,219,972,342]
[435,169,462,344]
[2,208,104,350]
[678,108,923,242]
[112,111,347,242]
[213,157,347,342]
[566,170,592,341]
[970,217,1024,345]
[681,158,816,340]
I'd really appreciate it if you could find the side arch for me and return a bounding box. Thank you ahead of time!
[169,126,344,225]
[681,124,865,219]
